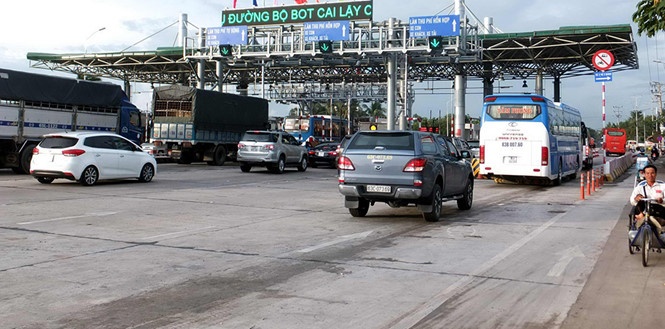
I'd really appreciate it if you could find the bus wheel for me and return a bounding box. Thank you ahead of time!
[553,161,562,186]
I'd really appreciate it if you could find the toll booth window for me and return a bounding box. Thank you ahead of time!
[487,105,540,120]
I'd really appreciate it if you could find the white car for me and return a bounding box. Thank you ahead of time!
[30,131,156,186]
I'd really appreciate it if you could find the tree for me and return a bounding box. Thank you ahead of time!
[633,0,665,37]
[361,101,386,119]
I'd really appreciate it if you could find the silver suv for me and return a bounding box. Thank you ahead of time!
[338,131,474,221]
[237,131,308,174]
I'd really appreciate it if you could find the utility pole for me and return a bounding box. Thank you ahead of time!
[632,96,641,142]
[650,81,663,134]
[612,105,623,125]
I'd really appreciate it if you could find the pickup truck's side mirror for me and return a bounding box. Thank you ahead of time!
[460,150,471,159]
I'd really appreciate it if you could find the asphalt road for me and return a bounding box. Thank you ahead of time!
[0,160,656,329]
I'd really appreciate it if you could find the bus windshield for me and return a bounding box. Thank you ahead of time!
[486,104,541,120]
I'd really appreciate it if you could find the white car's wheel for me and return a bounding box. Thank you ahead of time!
[80,166,99,186]
[138,164,155,182]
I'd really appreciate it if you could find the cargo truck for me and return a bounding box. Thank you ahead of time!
[0,68,144,174]
[148,85,269,165]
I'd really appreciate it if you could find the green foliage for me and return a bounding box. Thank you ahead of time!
[611,110,662,143]
[633,0,665,37]
[361,101,386,118]
[288,100,370,119]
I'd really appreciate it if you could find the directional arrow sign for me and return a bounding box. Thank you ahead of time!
[594,71,613,82]
[409,15,460,38]
[304,20,350,42]
[318,40,333,53]
[428,36,444,50]
[219,45,233,57]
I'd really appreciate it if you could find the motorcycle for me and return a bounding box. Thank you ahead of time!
[629,198,665,267]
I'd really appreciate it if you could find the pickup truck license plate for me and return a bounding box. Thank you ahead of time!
[366,185,391,193]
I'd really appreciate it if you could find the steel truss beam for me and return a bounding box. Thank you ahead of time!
[28,23,637,101]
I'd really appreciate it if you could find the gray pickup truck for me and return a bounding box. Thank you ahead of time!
[337,131,474,222]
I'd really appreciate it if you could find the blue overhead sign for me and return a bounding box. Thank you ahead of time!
[409,15,460,38]
[206,26,248,46]
[594,71,613,82]
[304,21,350,42]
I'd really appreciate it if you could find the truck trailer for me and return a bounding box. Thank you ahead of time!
[148,85,269,165]
[0,68,144,174]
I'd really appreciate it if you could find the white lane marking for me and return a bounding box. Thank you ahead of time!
[547,245,585,277]
[140,226,216,241]
[382,212,566,329]
[297,230,374,253]
[17,212,118,225]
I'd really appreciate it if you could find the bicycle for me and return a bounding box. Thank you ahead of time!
[629,197,665,267]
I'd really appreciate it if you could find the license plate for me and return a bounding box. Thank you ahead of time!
[366,185,391,193]
[317,151,325,157]
[504,156,517,164]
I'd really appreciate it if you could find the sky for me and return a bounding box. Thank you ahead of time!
[2,0,664,130]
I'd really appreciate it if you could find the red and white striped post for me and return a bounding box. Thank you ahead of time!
[592,50,614,165]
[601,82,606,165]
[580,174,585,200]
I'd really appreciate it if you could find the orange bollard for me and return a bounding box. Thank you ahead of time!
[593,170,597,190]
[580,174,585,200]
[587,171,592,195]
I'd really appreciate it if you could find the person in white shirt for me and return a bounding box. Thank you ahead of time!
[630,164,665,230]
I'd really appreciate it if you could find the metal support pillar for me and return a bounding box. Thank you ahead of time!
[454,74,466,139]
[399,54,408,130]
[386,17,397,131]
[124,80,131,101]
[179,14,188,47]
[535,70,544,95]
[553,76,561,102]
[216,61,223,92]
[454,0,467,139]
[197,27,205,90]
[482,61,493,97]
[387,53,397,130]
[347,96,352,134]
